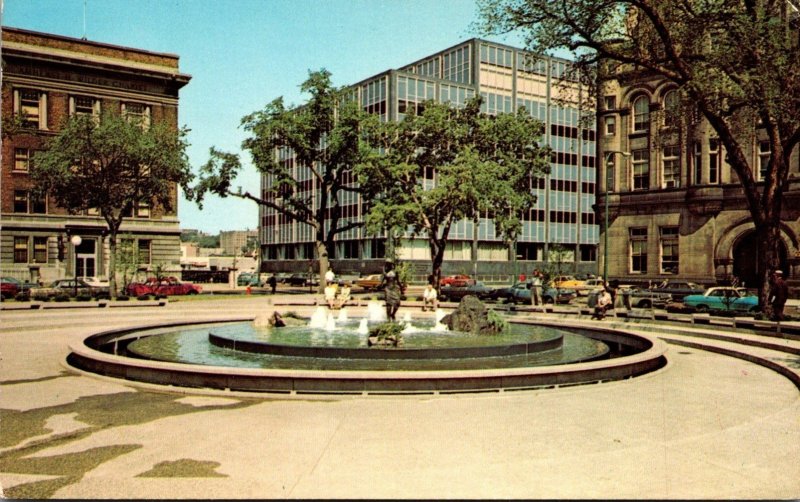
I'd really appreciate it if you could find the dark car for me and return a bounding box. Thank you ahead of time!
[490,282,528,302]
[589,287,672,309]
[284,273,312,287]
[647,280,705,302]
[438,281,496,302]
[237,273,262,287]
[1,276,38,299]
[507,284,577,304]
[125,277,201,297]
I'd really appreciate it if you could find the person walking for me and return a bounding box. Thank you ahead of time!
[769,270,789,321]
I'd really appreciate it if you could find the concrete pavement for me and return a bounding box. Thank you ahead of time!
[1,295,798,499]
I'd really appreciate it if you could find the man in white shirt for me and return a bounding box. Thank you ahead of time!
[593,287,612,320]
[422,284,438,312]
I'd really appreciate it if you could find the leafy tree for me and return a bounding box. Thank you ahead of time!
[31,112,192,297]
[477,0,800,314]
[190,69,369,293]
[357,97,550,289]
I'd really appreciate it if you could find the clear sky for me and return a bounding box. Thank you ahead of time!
[3,0,522,234]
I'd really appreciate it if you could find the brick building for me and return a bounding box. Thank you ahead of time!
[1,27,191,285]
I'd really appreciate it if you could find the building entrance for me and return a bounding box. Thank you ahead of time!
[732,231,788,287]
[75,239,97,279]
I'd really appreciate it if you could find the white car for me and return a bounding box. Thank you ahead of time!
[83,276,110,287]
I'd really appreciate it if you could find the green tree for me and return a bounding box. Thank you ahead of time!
[357,97,550,289]
[189,69,369,293]
[477,0,800,314]
[31,112,192,298]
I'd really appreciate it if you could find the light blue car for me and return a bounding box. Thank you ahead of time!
[682,287,760,313]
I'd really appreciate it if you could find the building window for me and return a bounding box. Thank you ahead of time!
[137,240,152,264]
[136,202,151,218]
[13,191,29,213]
[604,96,616,110]
[660,227,679,274]
[693,141,702,184]
[14,148,30,172]
[632,95,650,133]
[15,89,46,129]
[662,145,680,188]
[580,245,596,262]
[122,102,151,128]
[31,193,46,214]
[14,237,28,263]
[709,139,720,184]
[70,95,101,117]
[757,140,770,181]
[341,240,360,259]
[33,236,48,263]
[632,149,650,190]
[663,90,679,128]
[604,116,616,136]
[629,227,648,274]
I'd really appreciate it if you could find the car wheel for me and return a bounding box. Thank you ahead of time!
[188,290,198,295]
[695,304,709,313]
[543,297,554,304]
[748,306,760,313]
[638,300,652,308]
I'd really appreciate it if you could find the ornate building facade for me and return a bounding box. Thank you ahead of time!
[597,73,800,288]
[1,27,191,284]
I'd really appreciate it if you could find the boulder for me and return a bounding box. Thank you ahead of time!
[440,296,501,335]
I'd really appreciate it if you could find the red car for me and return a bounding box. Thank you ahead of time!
[439,274,474,287]
[125,277,201,297]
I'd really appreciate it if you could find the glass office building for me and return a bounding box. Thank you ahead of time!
[259,39,597,280]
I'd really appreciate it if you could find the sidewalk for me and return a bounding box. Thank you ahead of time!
[0,297,798,499]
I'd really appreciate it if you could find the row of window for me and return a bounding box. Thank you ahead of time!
[12,88,152,130]
[12,235,152,265]
[628,226,679,275]
[11,189,150,217]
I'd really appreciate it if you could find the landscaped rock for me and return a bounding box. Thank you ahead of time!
[440,296,504,335]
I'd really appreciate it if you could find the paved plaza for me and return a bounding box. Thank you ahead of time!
[1,295,798,499]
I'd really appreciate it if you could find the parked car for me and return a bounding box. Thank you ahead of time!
[589,286,672,309]
[284,274,312,286]
[552,275,589,296]
[647,280,706,302]
[125,277,201,297]
[583,278,606,292]
[438,281,496,302]
[355,274,383,291]
[1,276,38,299]
[30,279,110,299]
[439,274,473,287]
[83,276,110,288]
[507,284,577,305]
[237,273,262,287]
[682,287,760,313]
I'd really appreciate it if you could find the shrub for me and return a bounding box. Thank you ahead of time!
[14,292,30,302]
[486,309,509,333]
[137,294,151,301]
[116,295,131,301]
[76,294,92,302]
[33,293,50,302]
[54,294,70,302]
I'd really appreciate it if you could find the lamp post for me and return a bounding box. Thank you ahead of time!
[70,235,82,297]
[602,150,630,284]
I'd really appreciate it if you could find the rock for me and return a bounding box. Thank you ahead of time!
[440,296,501,335]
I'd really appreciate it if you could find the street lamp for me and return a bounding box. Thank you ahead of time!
[70,235,82,297]
[602,150,630,284]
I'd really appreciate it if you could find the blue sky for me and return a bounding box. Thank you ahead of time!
[3,0,522,233]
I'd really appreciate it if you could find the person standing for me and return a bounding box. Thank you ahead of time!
[267,274,277,294]
[769,270,789,321]
[381,260,402,321]
[530,269,542,306]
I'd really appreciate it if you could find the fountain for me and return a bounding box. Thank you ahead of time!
[67,301,668,395]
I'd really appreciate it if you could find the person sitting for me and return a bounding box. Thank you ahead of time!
[324,282,338,309]
[592,287,613,320]
[334,282,351,309]
[422,283,438,312]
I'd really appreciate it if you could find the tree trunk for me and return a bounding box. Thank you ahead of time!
[756,223,782,317]
[315,240,329,295]
[430,238,445,293]
[108,229,118,299]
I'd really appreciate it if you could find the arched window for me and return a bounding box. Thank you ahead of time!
[663,90,679,128]
[632,95,650,133]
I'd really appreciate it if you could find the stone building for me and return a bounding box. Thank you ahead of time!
[1,27,191,285]
[597,74,800,288]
